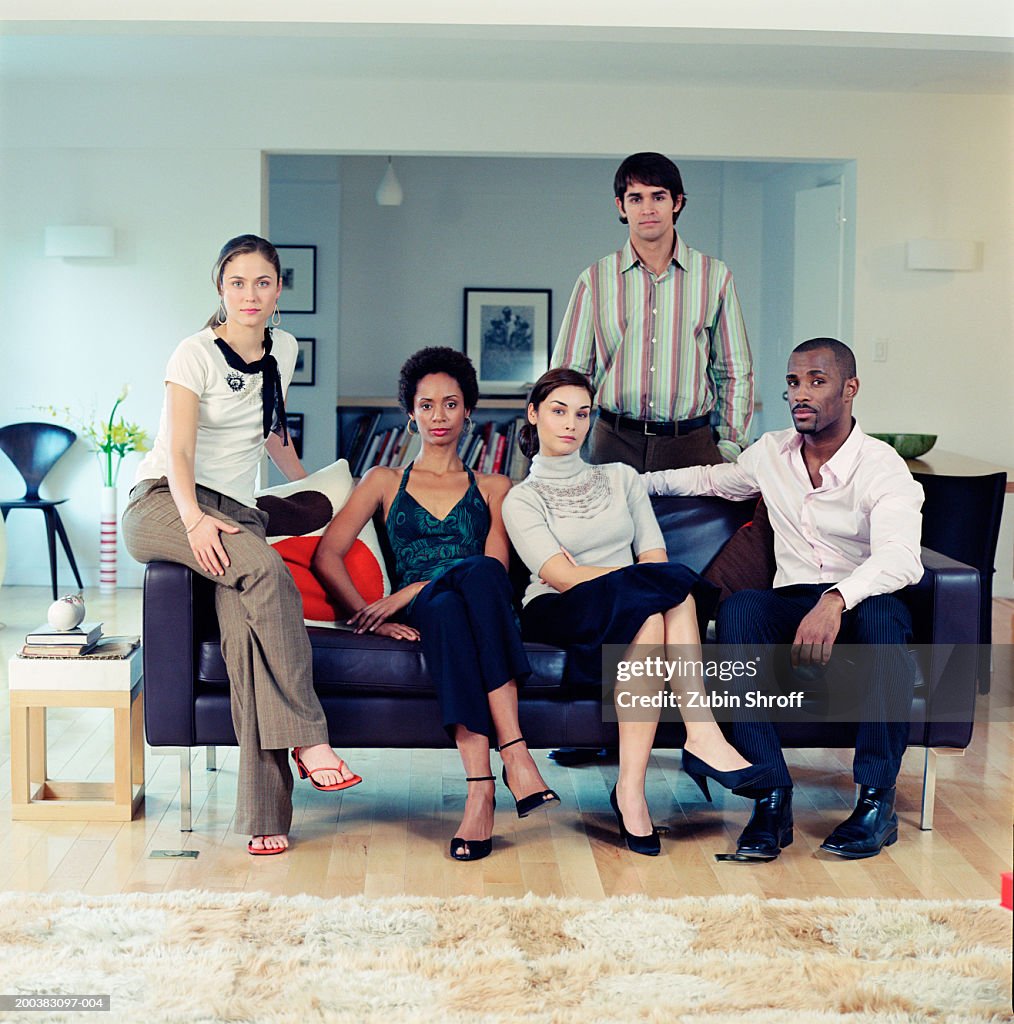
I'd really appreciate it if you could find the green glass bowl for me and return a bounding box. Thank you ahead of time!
[868,433,937,459]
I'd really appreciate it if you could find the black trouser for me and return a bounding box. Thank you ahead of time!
[406,555,530,739]
[717,584,916,790]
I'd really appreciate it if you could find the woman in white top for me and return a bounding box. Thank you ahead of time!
[123,234,361,857]
[502,368,769,855]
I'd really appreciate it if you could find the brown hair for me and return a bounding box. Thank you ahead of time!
[518,368,595,459]
[204,234,282,328]
[613,152,686,224]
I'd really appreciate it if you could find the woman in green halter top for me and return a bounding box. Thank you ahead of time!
[313,348,559,862]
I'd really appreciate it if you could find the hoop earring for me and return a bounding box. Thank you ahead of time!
[271,306,281,327]
[216,302,227,326]
[407,418,419,435]
[463,416,473,435]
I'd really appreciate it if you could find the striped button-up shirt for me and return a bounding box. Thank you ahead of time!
[643,422,925,610]
[552,235,754,460]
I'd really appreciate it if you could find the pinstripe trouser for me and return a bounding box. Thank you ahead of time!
[122,477,329,836]
[717,584,916,791]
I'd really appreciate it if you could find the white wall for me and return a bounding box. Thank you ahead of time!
[0,147,263,587]
[267,155,343,482]
[2,71,1011,589]
[757,160,857,429]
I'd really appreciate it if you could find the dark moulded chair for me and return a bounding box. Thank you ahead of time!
[912,470,1007,694]
[0,421,85,600]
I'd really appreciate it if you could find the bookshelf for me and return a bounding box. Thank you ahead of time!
[336,396,530,479]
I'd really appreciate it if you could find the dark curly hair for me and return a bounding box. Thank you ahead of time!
[398,347,479,413]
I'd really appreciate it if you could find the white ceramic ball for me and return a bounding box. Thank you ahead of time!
[47,595,86,630]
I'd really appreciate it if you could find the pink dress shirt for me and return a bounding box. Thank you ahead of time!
[642,422,924,610]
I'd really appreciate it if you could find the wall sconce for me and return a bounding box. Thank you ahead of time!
[905,239,980,272]
[44,226,115,258]
[375,158,403,207]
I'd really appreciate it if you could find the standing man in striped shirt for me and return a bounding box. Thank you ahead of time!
[552,152,754,473]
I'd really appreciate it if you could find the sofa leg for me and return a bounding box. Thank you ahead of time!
[206,746,217,772]
[180,749,193,832]
[920,749,937,831]
[919,747,966,830]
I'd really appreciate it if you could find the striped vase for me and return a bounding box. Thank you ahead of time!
[100,484,118,594]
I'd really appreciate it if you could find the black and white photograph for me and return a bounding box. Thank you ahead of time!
[291,338,316,386]
[276,245,317,313]
[463,288,551,394]
[284,412,305,459]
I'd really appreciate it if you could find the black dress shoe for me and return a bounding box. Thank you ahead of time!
[820,786,898,860]
[735,787,793,860]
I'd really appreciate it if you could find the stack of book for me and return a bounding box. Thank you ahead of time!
[21,621,105,657]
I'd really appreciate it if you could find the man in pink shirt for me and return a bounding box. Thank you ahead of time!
[644,338,924,860]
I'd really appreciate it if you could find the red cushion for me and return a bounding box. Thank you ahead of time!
[270,536,385,622]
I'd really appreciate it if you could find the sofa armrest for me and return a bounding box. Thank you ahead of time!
[903,547,980,748]
[909,546,980,645]
[142,561,198,747]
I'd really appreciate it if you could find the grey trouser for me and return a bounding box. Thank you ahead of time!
[589,418,724,472]
[122,477,329,836]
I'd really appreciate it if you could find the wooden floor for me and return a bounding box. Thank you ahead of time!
[1,585,1011,901]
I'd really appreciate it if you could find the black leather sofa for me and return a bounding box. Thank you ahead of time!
[141,496,980,831]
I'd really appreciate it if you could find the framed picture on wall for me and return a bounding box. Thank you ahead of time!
[276,245,316,314]
[285,412,304,459]
[291,338,316,386]
[463,287,552,395]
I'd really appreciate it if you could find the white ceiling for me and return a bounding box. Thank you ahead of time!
[1,22,1011,94]
[0,20,1011,95]
[4,1,1013,36]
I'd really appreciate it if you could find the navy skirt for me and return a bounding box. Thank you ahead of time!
[521,562,718,684]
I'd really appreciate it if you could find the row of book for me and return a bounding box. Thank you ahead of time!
[459,418,531,480]
[344,413,423,477]
[343,414,531,480]
[21,621,140,659]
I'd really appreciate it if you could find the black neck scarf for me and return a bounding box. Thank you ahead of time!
[213,328,289,447]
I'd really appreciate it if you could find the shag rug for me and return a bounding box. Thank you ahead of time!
[0,892,1010,1023]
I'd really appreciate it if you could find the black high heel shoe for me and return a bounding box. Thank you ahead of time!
[609,784,661,856]
[449,775,495,862]
[682,749,771,802]
[497,738,561,818]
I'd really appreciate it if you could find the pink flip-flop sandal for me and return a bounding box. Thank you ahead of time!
[291,747,363,792]
[248,838,287,856]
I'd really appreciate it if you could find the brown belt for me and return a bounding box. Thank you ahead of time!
[597,409,711,437]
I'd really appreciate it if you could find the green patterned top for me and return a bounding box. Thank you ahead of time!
[386,462,489,588]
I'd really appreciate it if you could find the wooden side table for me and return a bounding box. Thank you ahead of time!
[9,647,144,821]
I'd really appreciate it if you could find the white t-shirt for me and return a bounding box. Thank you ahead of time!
[135,326,297,507]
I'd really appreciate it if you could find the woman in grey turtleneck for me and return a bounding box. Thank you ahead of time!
[503,369,767,856]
